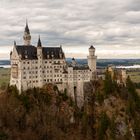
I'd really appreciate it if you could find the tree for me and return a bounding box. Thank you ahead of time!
[109,115,116,140]
[104,70,114,95]
[126,76,140,113]
[98,112,110,140]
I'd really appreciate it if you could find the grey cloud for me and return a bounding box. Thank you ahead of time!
[0,0,140,58]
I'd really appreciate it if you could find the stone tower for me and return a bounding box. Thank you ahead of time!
[23,20,31,45]
[87,45,97,74]
[37,36,43,87]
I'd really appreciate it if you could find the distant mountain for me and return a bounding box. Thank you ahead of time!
[1,59,140,68]
[67,58,140,68]
[0,60,10,65]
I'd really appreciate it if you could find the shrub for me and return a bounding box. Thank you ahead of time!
[0,131,8,140]
[19,94,30,111]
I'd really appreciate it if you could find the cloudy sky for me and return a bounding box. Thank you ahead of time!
[0,0,140,59]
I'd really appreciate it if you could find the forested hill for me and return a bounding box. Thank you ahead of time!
[1,59,140,68]
[0,73,140,139]
[66,58,140,67]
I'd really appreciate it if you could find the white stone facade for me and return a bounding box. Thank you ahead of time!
[10,22,97,107]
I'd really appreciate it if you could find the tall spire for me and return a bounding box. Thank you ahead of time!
[14,40,16,46]
[25,19,30,34]
[23,19,31,46]
[37,35,42,47]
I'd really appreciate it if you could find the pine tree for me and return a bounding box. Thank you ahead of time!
[104,70,113,95]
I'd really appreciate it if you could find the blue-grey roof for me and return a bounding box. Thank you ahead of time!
[15,45,65,60]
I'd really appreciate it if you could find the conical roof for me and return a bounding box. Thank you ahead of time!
[37,36,42,47]
[25,20,30,34]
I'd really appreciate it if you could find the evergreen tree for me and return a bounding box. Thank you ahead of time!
[104,70,113,95]
[98,112,110,140]
[110,115,116,140]
[126,76,140,112]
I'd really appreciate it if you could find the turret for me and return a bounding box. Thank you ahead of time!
[37,36,43,59]
[72,58,77,67]
[14,40,16,46]
[37,35,42,47]
[23,20,31,46]
[87,45,97,72]
[89,45,95,56]
[59,45,63,59]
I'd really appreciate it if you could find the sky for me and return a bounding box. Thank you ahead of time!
[0,0,140,59]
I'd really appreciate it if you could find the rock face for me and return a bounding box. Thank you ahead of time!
[83,79,140,140]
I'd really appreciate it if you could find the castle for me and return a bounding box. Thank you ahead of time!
[10,22,97,106]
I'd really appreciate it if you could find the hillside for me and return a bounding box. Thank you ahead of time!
[0,74,140,140]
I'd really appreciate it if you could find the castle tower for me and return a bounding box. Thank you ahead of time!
[37,35,43,58]
[37,36,43,87]
[72,58,77,67]
[87,45,97,72]
[23,20,31,45]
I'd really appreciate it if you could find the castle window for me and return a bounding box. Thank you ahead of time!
[27,62,29,64]
[23,76,26,79]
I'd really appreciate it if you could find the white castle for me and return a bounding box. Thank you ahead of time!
[10,22,97,106]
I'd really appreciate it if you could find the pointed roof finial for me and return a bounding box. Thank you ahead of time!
[37,35,42,47]
[14,40,16,46]
[72,57,75,60]
[25,19,30,34]
[89,45,95,49]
